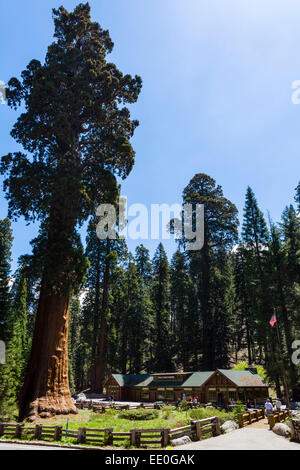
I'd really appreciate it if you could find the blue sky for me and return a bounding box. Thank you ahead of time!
[1,0,300,271]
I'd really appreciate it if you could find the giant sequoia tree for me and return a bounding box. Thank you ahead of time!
[1,4,141,420]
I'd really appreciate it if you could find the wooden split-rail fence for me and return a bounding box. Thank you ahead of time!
[0,423,63,441]
[238,409,265,428]
[268,409,290,429]
[0,416,221,448]
[238,408,291,430]
[76,401,216,412]
[76,400,163,412]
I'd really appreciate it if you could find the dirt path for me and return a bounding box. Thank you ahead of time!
[245,417,270,429]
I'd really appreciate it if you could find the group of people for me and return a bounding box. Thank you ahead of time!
[177,394,200,408]
[264,398,282,416]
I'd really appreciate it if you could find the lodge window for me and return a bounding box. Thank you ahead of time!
[165,390,174,401]
[141,390,149,401]
[107,386,119,399]
[208,388,216,402]
[228,389,236,400]
[156,389,174,401]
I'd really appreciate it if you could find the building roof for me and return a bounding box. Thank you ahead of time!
[110,372,215,388]
[149,372,195,387]
[151,372,192,376]
[183,371,215,387]
[111,374,152,387]
[106,369,267,388]
[149,381,185,387]
[217,369,267,387]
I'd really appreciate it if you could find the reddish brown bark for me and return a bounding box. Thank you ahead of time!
[19,285,77,421]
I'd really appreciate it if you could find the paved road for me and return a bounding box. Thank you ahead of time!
[175,428,300,450]
[0,442,67,450]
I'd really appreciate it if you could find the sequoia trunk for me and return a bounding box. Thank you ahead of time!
[19,284,77,421]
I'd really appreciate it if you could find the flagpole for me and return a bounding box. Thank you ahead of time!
[274,314,290,409]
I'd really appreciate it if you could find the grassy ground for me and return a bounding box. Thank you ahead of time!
[0,407,235,448]
[31,406,234,431]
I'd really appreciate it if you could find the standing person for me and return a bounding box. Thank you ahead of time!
[265,399,274,417]
[275,399,282,411]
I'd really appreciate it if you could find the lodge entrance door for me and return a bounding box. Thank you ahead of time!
[217,392,228,406]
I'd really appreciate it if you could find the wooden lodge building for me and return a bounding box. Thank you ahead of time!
[104,369,268,405]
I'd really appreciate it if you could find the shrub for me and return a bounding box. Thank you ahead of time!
[123,438,131,448]
[161,406,173,419]
[233,401,245,422]
[118,408,159,421]
[189,407,234,424]
[179,399,189,411]
[105,408,118,416]
[189,408,207,420]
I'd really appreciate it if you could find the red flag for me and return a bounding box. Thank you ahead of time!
[269,313,277,327]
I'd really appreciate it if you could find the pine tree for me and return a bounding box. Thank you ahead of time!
[68,296,82,394]
[232,245,253,363]
[0,218,13,344]
[11,265,28,364]
[295,181,300,212]
[151,243,173,372]
[0,265,28,417]
[182,174,238,370]
[125,256,144,373]
[281,205,300,284]
[267,220,299,398]
[241,187,270,363]
[1,4,141,419]
[83,220,108,392]
[134,245,154,372]
[109,264,127,373]
[242,187,269,273]
[211,249,232,368]
[135,244,152,285]
[170,250,193,370]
